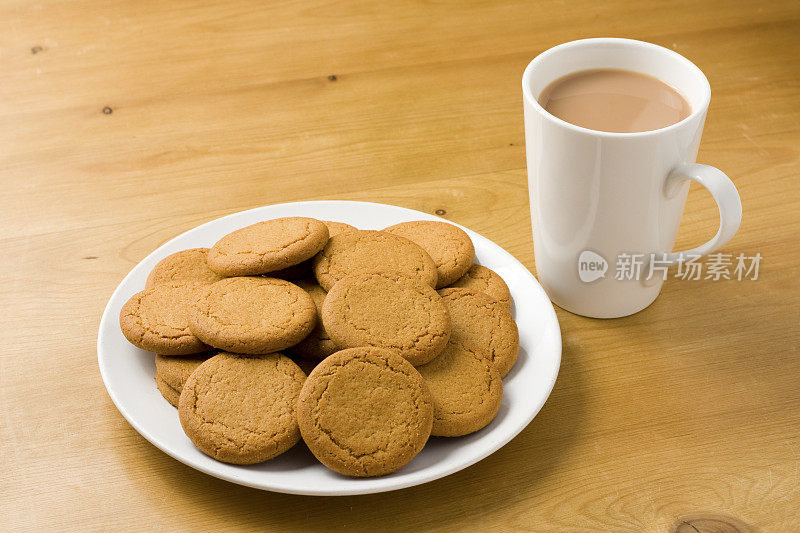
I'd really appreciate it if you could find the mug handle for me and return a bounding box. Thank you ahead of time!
[663,163,743,263]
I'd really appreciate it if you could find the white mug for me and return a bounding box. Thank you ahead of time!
[522,38,742,318]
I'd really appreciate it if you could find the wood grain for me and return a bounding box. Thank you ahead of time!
[1,0,799,531]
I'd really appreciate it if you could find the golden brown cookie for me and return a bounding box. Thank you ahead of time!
[145,248,223,289]
[322,273,450,366]
[207,217,329,277]
[268,221,359,280]
[154,354,209,405]
[437,288,519,378]
[417,340,503,436]
[384,221,475,288]
[323,220,359,238]
[155,375,181,407]
[188,277,317,354]
[178,352,305,465]
[448,265,512,308]
[312,230,437,291]
[296,347,433,477]
[287,280,339,360]
[119,282,208,355]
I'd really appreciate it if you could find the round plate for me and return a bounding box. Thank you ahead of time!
[97,200,561,496]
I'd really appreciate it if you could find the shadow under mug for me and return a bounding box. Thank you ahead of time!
[522,38,742,318]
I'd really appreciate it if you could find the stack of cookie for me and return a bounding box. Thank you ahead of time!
[119,216,519,477]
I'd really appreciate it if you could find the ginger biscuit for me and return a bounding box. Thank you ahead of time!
[269,221,358,280]
[155,375,181,407]
[312,230,437,291]
[154,354,209,406]
[437,288,519,378]
[296,347,433,477]
[448,264,512,308]
[178,352,305,465]
[287,280,339,361]
[188,277,317,354]
[323,220,358,238]
[207,217,329,277]
[384,221,475,288]
[417,340,503,436]
[322,273,450,366]
[145,248,223,289]
[119,282,208,355]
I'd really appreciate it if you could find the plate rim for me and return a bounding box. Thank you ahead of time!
[97,200,562,496]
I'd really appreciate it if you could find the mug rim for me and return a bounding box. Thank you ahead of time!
[522,37,712,138]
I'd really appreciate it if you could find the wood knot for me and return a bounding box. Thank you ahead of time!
[327,75,338,82]
[434,209,446,216]
[31,45,44,54]
[102,106,113,115]
[672,514,754,533]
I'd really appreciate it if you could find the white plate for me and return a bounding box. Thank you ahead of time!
[97,201,561,496]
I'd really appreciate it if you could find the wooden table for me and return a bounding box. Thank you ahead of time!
[2,1,798,531]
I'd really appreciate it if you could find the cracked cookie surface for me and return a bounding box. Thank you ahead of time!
[312,230,437,291]
[448,264,512,308]
[269,221,358,280]
[145,248,223,289]
[384,221,475,287]
[287,280,339,361]
[417,340,503,436]
[155,353,210,404]
[322,273,450,366]
[437,288,519,378]
[178,352,305,465]
[207,217,329,276]
[296,347,433,477]
[119,282,208,355]
[188,277,317,354]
